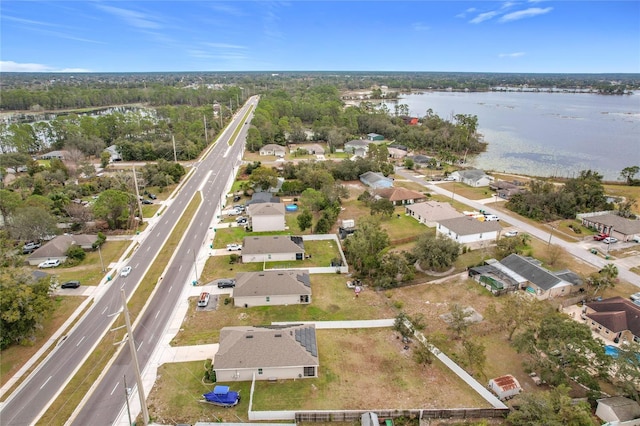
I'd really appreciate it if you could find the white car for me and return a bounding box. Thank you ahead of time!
[603,237,618,244]
[38,259,61,268]
[504,231,519,237]
[630,292,640,302]
[226,244,242,251]
[120,266,132,277]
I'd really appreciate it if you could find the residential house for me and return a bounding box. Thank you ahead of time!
[488,375,521,400]
[596,397,640,425]
[104,145,122,162]
[388,144,408,151]
[27,234,98,266]
[468,259,526,295]
[367,133,384,141]
[247,202,285,232]
[259,144,287,158]
[400,116,419,126]
[436,216,502,245]
[344,139,372,154]
[450,169,494,187]
[387,147,408,160]
[245,192,280,206]
[580,213,640,242]
[409,154,438,168]
[241,235,304,263]
[233,270,311,307]
[303,144,325,155]
[490,180,526,200]
[500,254,574,299]
[214,324,319,381]
[584,297,640,344]
[39,150,70,160]
[374,187,426,206]
[406,201,464,227]
[359,171,393,189]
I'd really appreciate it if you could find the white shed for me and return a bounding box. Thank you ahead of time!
[488,375,521,400]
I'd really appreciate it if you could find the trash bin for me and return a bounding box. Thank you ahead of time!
[590,249,597,254]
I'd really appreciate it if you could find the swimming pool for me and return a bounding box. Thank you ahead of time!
[604,345,619,357]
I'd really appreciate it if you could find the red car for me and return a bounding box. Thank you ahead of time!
[593,233,609,241]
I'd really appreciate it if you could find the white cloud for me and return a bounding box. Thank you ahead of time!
[499,52,526,58]
[456,7,476,18]
[0,61,91,72]
[209,3,244,17]
[96,4,163,30]
[203,42,247,50]
[412,22,430,31]
[500,7,553,22]
[470,11,499,24]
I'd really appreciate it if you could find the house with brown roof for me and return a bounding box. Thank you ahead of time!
[583,297,640,344]
[241,235,304,263]
[27,234,98,266]
[405,201,464,227]
[233,270,311,307]
[374,187,426,206]
[580,213,640,242]
[436,216,502,245]
[213,324,319,381]
[246,202,285,232]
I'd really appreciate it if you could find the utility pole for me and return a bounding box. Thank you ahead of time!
[132,166,143,225]
[98,244,105,272]
[120,288,149,425]
[203,114,208,144]
[172,134,177,162]
[123,374,132,426]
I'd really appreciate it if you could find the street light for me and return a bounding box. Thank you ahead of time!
[98,244,105,272]
[547,224,555,247]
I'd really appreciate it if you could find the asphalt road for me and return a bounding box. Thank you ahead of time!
[396,168,640,287]
[0,98,256,426]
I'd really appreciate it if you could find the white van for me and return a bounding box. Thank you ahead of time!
[198,292,210,308]
[484,214,500,221]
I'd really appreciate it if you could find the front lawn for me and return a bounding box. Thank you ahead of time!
[54,240,129,285]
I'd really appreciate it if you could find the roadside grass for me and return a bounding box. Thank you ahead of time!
[54,240,129,285]
[228,109,253,146]
[37,193,202,425]
[171,273,394,346]
[200,255,263,284]
[439,182,495,200]
[0,296,86,393]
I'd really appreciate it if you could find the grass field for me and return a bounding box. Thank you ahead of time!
[54,240,129,285]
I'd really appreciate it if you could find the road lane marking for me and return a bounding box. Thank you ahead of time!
[178,265,182,271]
[111,382,120,396]
[40,376,52,390]
[76,336,85,347]
[137,341,144,351]
[155,310,160,319]
[101,306,108,315]
[169,285,173,292]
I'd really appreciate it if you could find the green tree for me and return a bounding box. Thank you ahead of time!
[0,270,55,349]
[93,189,133,229]
[413,343,434,367]
[461,339,486,378]
[248,166,278,191]
[0,189,22,222]
[297,209,313,232]
[7,207,58,241]
[610,341,640,403]
[343,216,390,278]
[447,304,472,339]
[507,385,595,426]
[100,151,112,168]
[587,263,618,297]
[486,293,551,341]
[620,165,640,185]
[369,198,394,217]
[413,233,460,272]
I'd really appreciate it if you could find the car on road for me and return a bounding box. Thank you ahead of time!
[197,292,210,307]
[593,233,609,241]
[23,241,41,254]
[38,259,61,268]
[504,231,519,237]
[226,243,242,251]
[120,266,132,277]
[61,280,81,289]
[142,199,153,205]
[630,292,640,302]
[217,279,236,289]
[603,237,618,244]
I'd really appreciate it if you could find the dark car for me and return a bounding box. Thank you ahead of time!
[217,279,236,289]
[233,195,241,202]
[148,193,157,200]
[142,199,153,205]
[61,280,81,289]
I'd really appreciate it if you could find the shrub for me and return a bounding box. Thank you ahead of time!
[66,245,86,262]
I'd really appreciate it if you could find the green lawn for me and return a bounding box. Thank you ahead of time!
[54,240,129,285]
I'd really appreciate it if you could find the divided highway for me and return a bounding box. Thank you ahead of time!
[0,98,256,426]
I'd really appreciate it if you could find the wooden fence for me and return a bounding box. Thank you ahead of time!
[295,408,509,422]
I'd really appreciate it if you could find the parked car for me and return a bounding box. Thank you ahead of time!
[233,195,241,202]
[504,231,519,237]
[22,241,41,254]
[148,193,157,199]
[217,279,236,289]
[38,259,61,268]
[120,266,132,277]
[236,217,248,225]
[228,208,242,216]
[632,235,640,243]
[142,199,153,205]
[61,280,81,289]
[484,214,500,221]
[593,233,609,241]
[630,292,640,302]
[603,237,618,244]
[198,292,210,307]
[226,243,242,251]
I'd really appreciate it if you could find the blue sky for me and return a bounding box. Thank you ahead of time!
[1,1,639,73]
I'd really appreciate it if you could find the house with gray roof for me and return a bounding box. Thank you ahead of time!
[39,150,70,161]
[450,169,493,187]
[214,324,319,381]
[247,202,285,232]
[584,297,640,344]
[233,270,311,307]
[436,216,502,245]
[596,396,640,424]
[344,139,372,154]
[359,171,393,189]
[580,213,640,242]
[241,235,304,263]
[405,201,464,227]
[104,145,122,162]
[259,144,287,158]
[499,254,573,299]
[27,234,98,266]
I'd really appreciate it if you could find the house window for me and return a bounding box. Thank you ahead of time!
[268,254,271,260]
[479,234,483,238]
[303,366,315,377]
[266,296,270,302]
[258,368,263,375]
[300,295,309,303]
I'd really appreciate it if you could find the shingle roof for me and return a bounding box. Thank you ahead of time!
[586,297,640,337]
[406,201,463,222]
[247,202,285,217]
[438,216,502,236]
[241,236,304,256]
[454,169,490,181]
[582,214,640,236]
[375,187,425,202]
[359,171,393,186]
[233,270,311,298]
[214,324,319,369]
[597,396,640,422]
[260,144,286,152]
[28,235,98,259]
[499,254,567,291]
[345,139,371,147]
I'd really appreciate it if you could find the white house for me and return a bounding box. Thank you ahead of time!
[450,169,493,187]
[39,150,70,160]
[488,375,521,400]
[405,201,464,227]
[344,139,372,154]
[374,187,426,206]
[247,202,285,232]
[359,171,393,189]
[259,144,287,158]
[436,216,502,245]
[241,235,304,263]
[104,145,122,162]
[233,270,311,307]
[27,234,98,266]
[596,396,640,425]
[500,254,574,300]
[214,324,319,382]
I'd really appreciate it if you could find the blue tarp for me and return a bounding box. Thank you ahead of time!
[203,386,240,407]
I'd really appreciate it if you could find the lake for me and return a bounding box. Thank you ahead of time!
[384,91,640,181]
